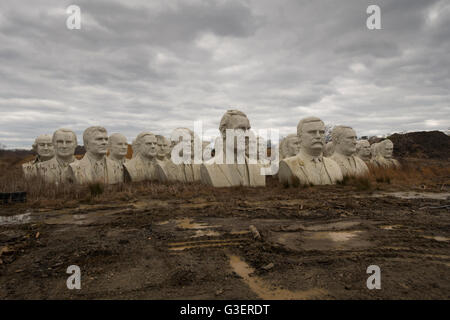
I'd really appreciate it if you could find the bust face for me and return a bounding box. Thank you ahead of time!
[286,136,300,157]
[335,128,357,156]
[225,115,251,154]
[36,135,54,159]
[54,131,76,158]
[87,131,108,156]
[110,135,128,159]
[157,137,171,159]
[381,141,394,158]
[357,140,371,158]
[299,121,325,155]
[140,135,158,159]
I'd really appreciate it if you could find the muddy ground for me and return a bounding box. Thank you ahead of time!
[0,173,449,300]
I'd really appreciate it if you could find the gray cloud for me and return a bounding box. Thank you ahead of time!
[0,0,449,148]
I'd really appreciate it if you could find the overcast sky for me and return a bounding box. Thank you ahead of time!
[0,0,449,148]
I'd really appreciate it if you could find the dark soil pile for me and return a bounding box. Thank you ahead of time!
[388,131,450,159]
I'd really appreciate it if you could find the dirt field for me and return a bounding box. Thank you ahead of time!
[1,159,449,300]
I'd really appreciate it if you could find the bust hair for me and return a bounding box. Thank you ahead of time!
[83,126,107,146]
[331,126,354,144]
[52,128,78,146]
[296,117,324,138]
[219,110,249,135]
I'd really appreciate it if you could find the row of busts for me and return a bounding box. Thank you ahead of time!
[275,118,400,186]
[22,111,400,188]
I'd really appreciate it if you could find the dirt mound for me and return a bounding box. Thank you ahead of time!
[388,131,450,159]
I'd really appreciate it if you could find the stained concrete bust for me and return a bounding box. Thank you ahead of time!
[200,110,265,187]
[323,141,335,157]
[107,133,128,164]
[356,140,371,162]
[370,139,401,169]
[330,126,369,177]
[278,117,343,186]
[279,134,300,159]
[69,127,123,185]
[23,134,55,179]
[124,132,159,182]
[170,128,202,183]
[155,134,183,182]
[37,129,77,185]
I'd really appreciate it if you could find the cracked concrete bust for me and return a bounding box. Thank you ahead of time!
[37,129,77,185]
[155,134,183,183]
[279,134,300,160]
[356,140,371,162]
[330,126,369,177]
[170,128,201,183]
[23,134,55,179]
[371,139,401,169]
[107,133,128,164]
[278,116,343,186]
[124,131,159,182]
[323,141,335,157]
[200,109,265,187]
[69,126,124,185]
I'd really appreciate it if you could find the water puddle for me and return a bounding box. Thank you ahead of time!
[303,221,361,231]
[168,238,249,251]
[191,230,221,238]
[372,192,450,200]
[175,218,219,230]
[380,225,403,230]
[229,255,326,299]
[44,209,127,225]
[271,230,370,251]
[423,235,450,242]
[0,212,32,226]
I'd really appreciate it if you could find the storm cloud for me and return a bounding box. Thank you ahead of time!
[0,0,449,148]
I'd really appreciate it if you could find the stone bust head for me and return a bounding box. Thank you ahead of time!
[134,132,157,160]
[108,133,128,161]
[297,117,325,157]
[83,126,108,159]
[370,143,379,159]
[356,140,371,161]
[53,128,77,161]
[331,126,357,157]
[156,135,171,160]
[378,139,394,159]
[171,128,197,159]
[33,134,54,161]
[219,110,251,155]
[280,134,300,159]
[219,110,250,135]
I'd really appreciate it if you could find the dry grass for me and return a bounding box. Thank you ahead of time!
[0,157,448,208]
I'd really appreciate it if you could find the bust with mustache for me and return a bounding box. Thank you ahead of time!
[278,116,343,186]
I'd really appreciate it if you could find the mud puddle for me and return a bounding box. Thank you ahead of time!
[229,255,326,299]
[0,211,32,225]
[371,192,450,200]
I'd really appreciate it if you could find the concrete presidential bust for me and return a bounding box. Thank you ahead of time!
[279,134,300,160]
[123,131,159,182]
[278,117,343,186]
[330,126,369,177]
[23,134,55,179]
[69,126,123,185]
[370,139,401,169]
[356,140,371,162]
[107,133,128,165]
[37,129,77,185]
[170,127,202,183]
[200,110,265,187]
[155,134,183,182]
